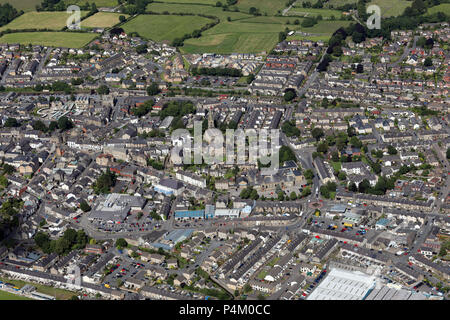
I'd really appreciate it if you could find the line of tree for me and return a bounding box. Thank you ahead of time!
[191,67,242,77]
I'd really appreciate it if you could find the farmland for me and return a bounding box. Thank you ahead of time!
[426,3,450,15]
[0,32,97,48]
[146,2,251,20]
[182,32,279,54]
[122,14,215,43]
[64,0,119,7]
[81,12,127,28]
[368,0,411,17]
[0,0,42,12]
[0,11,89,32]
[236,0,287,15]
[289,7,343,19]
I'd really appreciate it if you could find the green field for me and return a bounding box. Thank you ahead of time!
[368,0,410,17]
[0,32,97,48]
[64,0,119,7]
[157,0,217,4]
[0,290,34,300]
[289,7,343,18]
[325,0,357,7]
[426,3,450,15]
[0,277,76,300]
[0,0,42,12]
[146,2,251,20]
[82,12,128,28]
[182,32,279,54]
[236,0,288,14]
[0,11,89,32]
[295,20,351,34]
[122,14,214,42]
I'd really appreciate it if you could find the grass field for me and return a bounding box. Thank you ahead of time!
[426,3,450,15]
[157,0,217,4]
[82,12,128,28]
[0,0,42,12]
[122,14,214,42]
[146,2,251,21]
[368,0,410,17]
[0,32,97,48]
[182,32,279,54]
[236,0,287,15]
[294,20,351,34]
[0,290,34,300]
[0,277,76,300]
[325,0,357,7]
[289,7,343,18]
[0,11,89,32]
[64,0,119,7]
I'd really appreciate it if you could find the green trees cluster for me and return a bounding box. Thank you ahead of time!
[115,238,128,249]
[147,82,160,96]
[240,186,259,200]
[281,120,301,138]
[191,67,242,77]
[93,169,117,194]
[131,99,154,117]
[0,3,20,27]
[80,200,91,212]
[278,146,297,166]
[320,181,337,199]
[283,88,297,102]
[35,228,89,255]
[97,85,110,95]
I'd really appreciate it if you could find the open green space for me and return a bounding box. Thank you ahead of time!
[0,31,97,48]
[64,0,119,7]
[82,12,128,28]
[426,3,450,15]
[368,0,411,17]
[0,11,89,32]
[236,0,288,15]
[0,0,42,12]
[157,0,217,4]
[289,7,344,18]
[146,2,251,20]
[0,290,34,300]
[122,14,214,42]
[0,276,76,300]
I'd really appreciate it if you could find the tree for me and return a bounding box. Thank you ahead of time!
[348,182,357,192]
[304,169,314,180]
[80,200,91,212]
[358,179,371,193]
[283,88,297,102]
[4,117,19,127]
[338,171,346,181]
[115,238,128,249]
[97,85,110,95]
[311,127,324,141]
[57,116,73,131]
[447,148,450,160]
[387,145,398,155]
[147,82,160,96]
[135,44,148,54]
[290,192,297,201]
[423,57,432,67]
[119,15,126,22]
[317,142,328,153]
